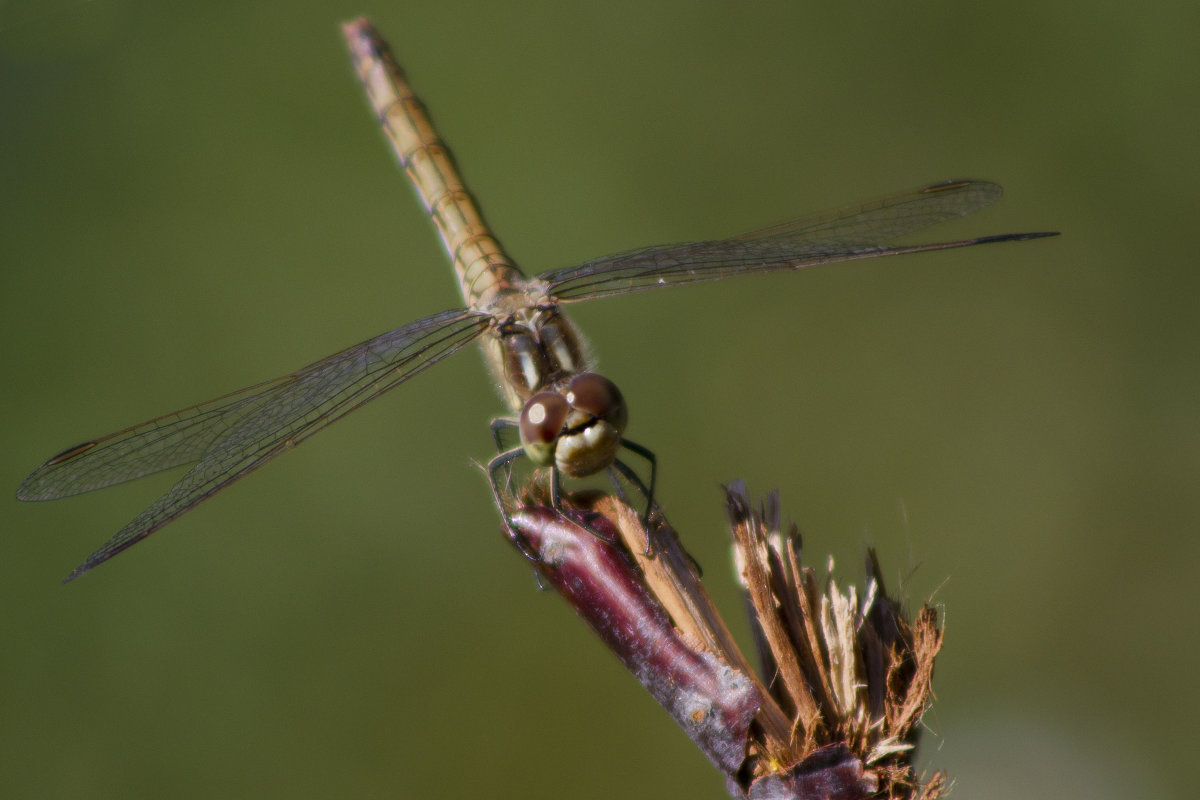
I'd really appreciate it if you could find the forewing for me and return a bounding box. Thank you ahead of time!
[19,307,490,580]
[540,180,1051,301]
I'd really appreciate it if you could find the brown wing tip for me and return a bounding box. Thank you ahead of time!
[975,231,1061,243]
[46,441,98,466]
[921,179,983,193]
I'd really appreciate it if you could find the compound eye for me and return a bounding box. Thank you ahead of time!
[565,373,626,427]
[520,392,569,446]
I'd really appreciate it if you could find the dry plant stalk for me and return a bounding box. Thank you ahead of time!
[722,484,945,798]
[506,484,946,800]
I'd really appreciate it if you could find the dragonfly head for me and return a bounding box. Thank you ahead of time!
[519,373,627,478]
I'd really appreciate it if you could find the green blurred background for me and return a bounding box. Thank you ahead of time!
[2,1,1194,798]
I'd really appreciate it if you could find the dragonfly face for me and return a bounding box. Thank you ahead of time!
[518,373,628,479]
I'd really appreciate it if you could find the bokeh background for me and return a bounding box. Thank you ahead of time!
[2,2,1195,798]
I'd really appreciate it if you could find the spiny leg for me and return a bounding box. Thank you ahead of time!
[550,465,563,511]
[608,459,656,557]
[617,437,657,522]
[489,416,519,452]
[487,446,542,562]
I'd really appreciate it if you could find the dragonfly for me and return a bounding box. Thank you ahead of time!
[18,19,1058,582]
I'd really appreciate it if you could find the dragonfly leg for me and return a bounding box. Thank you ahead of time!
[487,446,544,561]
[550,466,564,511]
[489,416,519,452]
[486,446,524,511]
[545,465,630,551]
[617,438,657,522]
[608,459,656,558]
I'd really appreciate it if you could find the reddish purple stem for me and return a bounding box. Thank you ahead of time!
[508,506,761,780]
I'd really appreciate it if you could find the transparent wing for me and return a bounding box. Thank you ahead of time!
[540,180,1057,301]
[18,307,491,580]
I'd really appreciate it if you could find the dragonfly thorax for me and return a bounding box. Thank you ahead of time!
[518,373,628,478]
[486,304,590,412]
